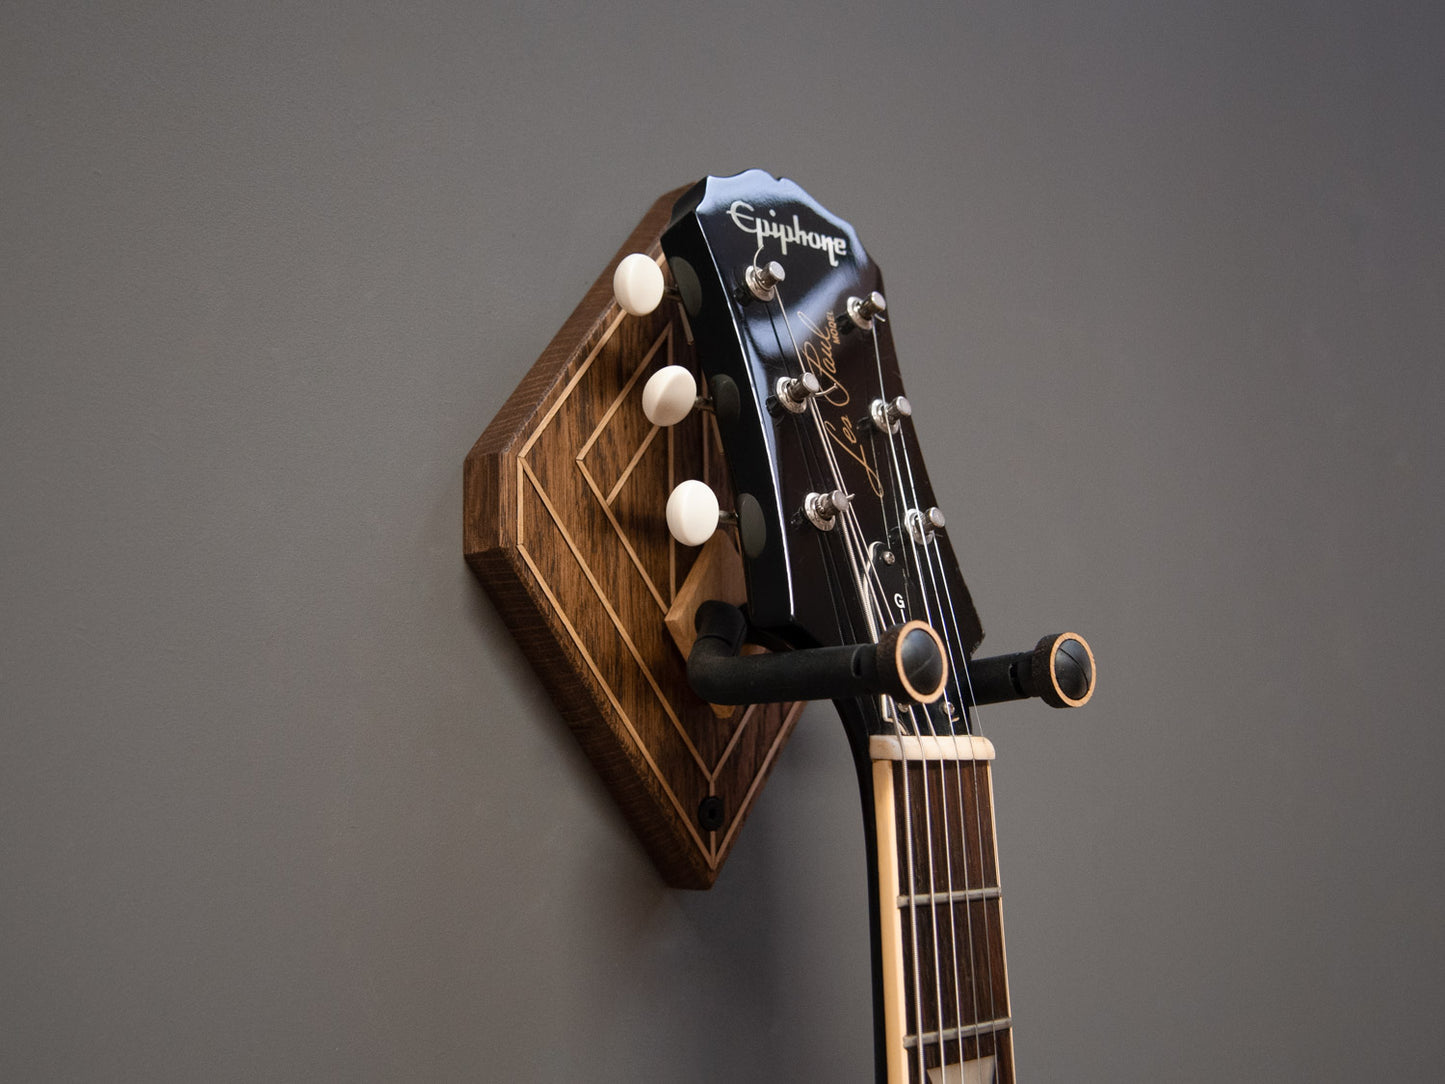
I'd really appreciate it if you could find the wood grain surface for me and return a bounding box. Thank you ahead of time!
[464,188,804,888]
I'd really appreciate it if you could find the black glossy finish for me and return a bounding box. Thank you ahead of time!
[663,172,1000,1084]
[662,170,984,739]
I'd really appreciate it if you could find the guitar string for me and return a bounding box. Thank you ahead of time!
[766,273,997,1072]
[769,287,881,641]
[795,310,961,1079]
[877,334,1002,1060]
[919,534,995,1059]
[767,285,933,1080]
[738,230,1006,1070]
[785,302,960,1078]
[865,325,975,1070]
[857,381,958,1073]
[918,524,1003,1052]
[865,401,967,1071]
[754,286,881,642]
[892,429,1001,1064]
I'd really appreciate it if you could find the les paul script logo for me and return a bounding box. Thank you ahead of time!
[795,310,884,497]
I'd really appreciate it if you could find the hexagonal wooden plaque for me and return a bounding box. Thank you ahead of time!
[464,188,804,888]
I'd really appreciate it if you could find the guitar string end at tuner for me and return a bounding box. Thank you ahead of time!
[613,252,666,316]
[774,371,822,414]
[867,395,912,434]
[906,506,946,545]
[847,290,887,330]
[744,260,786,302]
[804,489,852,532]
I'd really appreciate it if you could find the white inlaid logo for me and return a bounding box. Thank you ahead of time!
[726,200,848,267]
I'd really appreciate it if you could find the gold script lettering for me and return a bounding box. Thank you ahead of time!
[797,310,849,406]
[825,419,883,496]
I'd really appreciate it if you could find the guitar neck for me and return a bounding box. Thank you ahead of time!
[867,733,1014,1084]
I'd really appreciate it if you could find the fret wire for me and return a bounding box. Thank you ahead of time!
[892,760,1010,1056]
[898,885,1000,909]
[903,1016,1013,1049]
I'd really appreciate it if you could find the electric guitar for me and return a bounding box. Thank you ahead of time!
[466,169,1094,1083]
[636,170,1095,1084]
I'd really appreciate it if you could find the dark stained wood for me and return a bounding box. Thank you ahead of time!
[464,188,804,888]
[889,759,1013,1084]
[894,761,1000,898]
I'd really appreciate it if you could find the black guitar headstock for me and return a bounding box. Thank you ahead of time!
[659,170,989,736]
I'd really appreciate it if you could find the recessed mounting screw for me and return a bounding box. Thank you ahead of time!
[697,796,725,831]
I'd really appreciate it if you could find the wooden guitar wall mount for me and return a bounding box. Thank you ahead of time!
[464,189,804,889]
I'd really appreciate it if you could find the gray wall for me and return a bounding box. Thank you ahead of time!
[4,3,1442,1080]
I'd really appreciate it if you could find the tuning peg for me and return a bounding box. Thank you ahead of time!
[744,260,786,302]
[774,371,822,414]
[666,480,740,547]
[866,394,912,434]
[613,253,667,316]
[906,506,946,545]
[641,365,700,427]
[803,488,852,532]
[846,290,887,331]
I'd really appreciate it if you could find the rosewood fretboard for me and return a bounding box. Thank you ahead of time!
[870,735,1013,1084]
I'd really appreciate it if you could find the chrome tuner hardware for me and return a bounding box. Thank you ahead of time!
[846,290,887,331]
[744,260,786,302]
[906,506,946,545]
[868,394,912,434]
[774,371,821,414]
[804,489,852,531]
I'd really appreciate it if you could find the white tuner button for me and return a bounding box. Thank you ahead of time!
[641,365,698,427]
[613,253,665,316]
[665,480,721,547]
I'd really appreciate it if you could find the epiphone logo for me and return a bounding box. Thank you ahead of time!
[726,200,848,267]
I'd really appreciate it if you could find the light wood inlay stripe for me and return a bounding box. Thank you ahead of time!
[575,458,669,613]
[715,700,806,861]
[519,460,708,774]
[575,321,670,463]
[604,424,663,506]
[515,541,707,858]
[873,760,909,1084]
[517,307,629,462]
